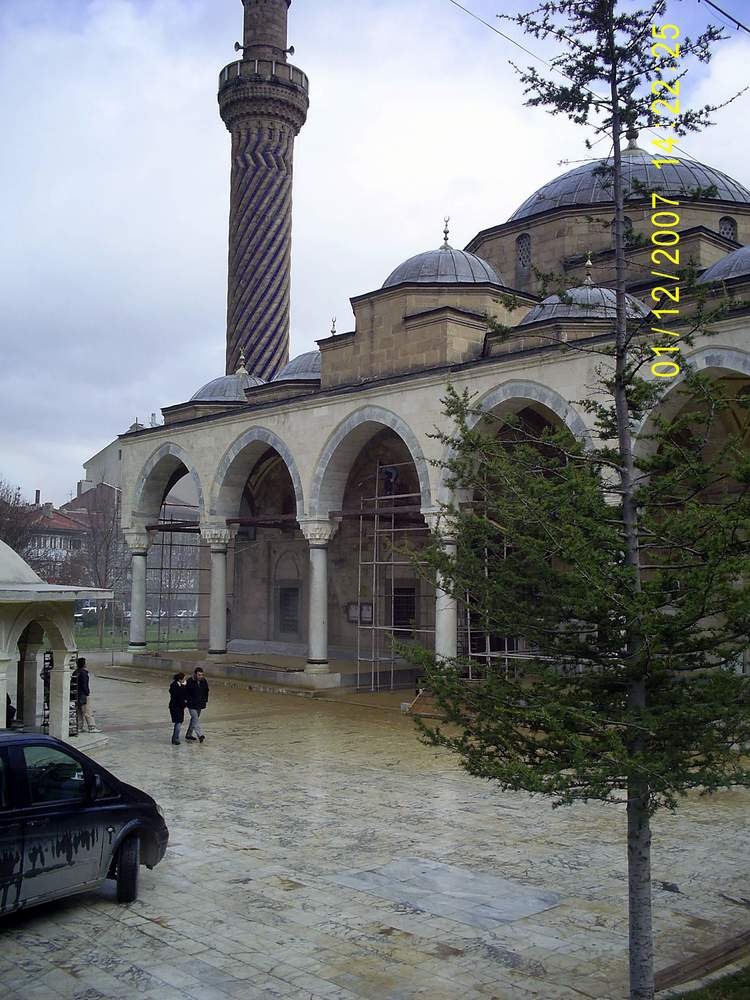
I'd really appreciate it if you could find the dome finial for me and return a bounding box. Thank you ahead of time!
[442,216,451,249]
[236,346,249,376]
[331,316,337,336]
[584,250,594,286]
[625,125,639,150]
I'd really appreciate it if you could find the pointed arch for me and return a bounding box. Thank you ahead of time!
[309,406,432,517]
[211,426,304,521]
[131,442,204,525]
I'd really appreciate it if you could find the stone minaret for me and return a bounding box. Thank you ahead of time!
[218,0,309,379]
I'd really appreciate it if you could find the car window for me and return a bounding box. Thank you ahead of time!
[23,746,86,805]
[0,752,9,809]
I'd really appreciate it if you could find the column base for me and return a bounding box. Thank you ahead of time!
[208,649,227,657]
[305,661,329,674]
[128,643,147,652]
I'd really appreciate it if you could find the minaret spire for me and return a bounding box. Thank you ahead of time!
[219,0,309,379]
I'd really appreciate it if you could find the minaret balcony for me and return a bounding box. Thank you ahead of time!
[218,59,309,96]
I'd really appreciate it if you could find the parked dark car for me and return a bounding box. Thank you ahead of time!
[0,733,168,915]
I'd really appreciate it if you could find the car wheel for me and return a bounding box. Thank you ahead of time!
[116,836,140,903]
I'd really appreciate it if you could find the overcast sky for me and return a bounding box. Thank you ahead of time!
[1,0,749,504]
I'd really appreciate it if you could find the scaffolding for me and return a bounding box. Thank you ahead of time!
[145,511,217,652]
[355,461,434,691]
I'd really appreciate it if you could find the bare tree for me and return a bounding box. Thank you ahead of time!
[63,485,128,645]
[0,477,36,556]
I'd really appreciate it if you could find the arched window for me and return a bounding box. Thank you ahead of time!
[516,233,531,285]
[719,216,738,242]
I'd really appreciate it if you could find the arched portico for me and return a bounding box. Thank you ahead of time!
[634,347,750,458]
[205,427,304,658]
[437,379,592,506]
[126,442,204,651]
[131,442,204,527]
[210,426,304,521]
[309,406,432,518]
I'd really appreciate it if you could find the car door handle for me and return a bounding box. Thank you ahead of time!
[26,820,42,829]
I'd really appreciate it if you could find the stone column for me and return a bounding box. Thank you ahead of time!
[125,531,150,652]
[202,526,232,656]
[425,512,458,662]
[0,658,9,730]
[300,520,338,673]
[18,645,43,729]
[48,650,75,740]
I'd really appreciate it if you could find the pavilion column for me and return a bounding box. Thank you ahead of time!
[48,650,75,740]
[18,645,43,728]
[425,512,458,662]
[125,530,150,652]
[300,520,338,674]
[0,658,9,731]
[201,526,231,656]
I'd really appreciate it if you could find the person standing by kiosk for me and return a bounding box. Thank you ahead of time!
[75,658,99,733]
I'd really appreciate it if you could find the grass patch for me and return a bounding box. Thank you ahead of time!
[74,624,198,651]
[676,965,750,998]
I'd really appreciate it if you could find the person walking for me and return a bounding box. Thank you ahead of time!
[75,658,99,733]
[168,672,188,745]
[184,667,209,743]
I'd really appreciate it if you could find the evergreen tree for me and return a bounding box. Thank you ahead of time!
[411,4,750,998]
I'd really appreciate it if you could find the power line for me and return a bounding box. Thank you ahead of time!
[696,0,750,35]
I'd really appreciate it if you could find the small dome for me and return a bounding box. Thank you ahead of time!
[384,245,501,288]
[519,284,649,325]
[510,142,750,222]
[191,350,265,402]
[699,245,750,284]
[274,350,322,381]
[0,539,43,585]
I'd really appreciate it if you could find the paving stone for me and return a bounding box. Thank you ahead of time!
[4,666,750,999]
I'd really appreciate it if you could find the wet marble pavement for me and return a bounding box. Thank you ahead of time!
[2,666,750,1000]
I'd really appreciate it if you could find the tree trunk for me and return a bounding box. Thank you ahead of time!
[605,10,654,997]
[627,780,654,999]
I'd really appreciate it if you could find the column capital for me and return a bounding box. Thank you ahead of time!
[422,509,456,543]
[201,524,232,550]
[299,518,338,546]
[123,529,150,554]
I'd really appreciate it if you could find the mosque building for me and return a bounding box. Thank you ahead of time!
[112,0,750,691]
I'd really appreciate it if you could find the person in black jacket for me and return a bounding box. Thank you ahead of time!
[75,658,98,733]
[168,672,188,745]
[184,667,209,743]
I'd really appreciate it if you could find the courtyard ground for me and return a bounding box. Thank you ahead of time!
[2,665,750,1000]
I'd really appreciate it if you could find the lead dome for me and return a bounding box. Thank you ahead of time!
[520,284,649,325]
[510,142,750,222]
[274,350,322,381]
[699,245,750,285]
[191,351,265,402]
[384,238,502,288]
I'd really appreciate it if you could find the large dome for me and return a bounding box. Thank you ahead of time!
[519,284,649,325]
[274,350,321,381]
[510,143,750,222]
[699,246,750,285]
[384,244,501,288]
